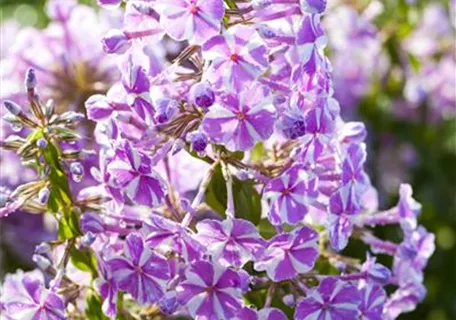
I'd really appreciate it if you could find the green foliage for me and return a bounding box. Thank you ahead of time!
[86,290,109,320]
[205,165,262,224]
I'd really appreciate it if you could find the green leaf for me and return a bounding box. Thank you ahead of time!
[85,291,109,320]
[205,165,262,224]
[224,0,238,9]
[257,218,277,240]
[251,142,266,163]
[58,209,81,239]
[71,247,98,278]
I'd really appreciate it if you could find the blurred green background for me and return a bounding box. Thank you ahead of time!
[1,0,455,319]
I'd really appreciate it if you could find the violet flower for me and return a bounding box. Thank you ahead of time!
[108,233,169,304]
[254,226,319,282]
[202,25,268,92]
[202,82,276,151]
[295,277,361,319]
[176,260,243,319]
[156,0,225,44]
[195,218,266,268]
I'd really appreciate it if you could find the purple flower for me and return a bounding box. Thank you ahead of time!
[299,105,336,163]
[202,25,268,92]
[0,270,66,319]
[202,83,276,151]
[254,226,319,282]
[107,142,167,207]
[121,58,155,123]
[102,29,132,54]
[186,131,209,154]
[108,233,169,304]
[359,284,387,320]
[235,307,288,320]
[144,213,204,261]
[361,254,391,285]
[296,14,327,74]
[95,257,118,317]
[328,214,353,251]
[263,165,318,225]
[383,283,426,320]
[156,0,225,44]
[393,226,435,286]
[295,277,361,320]
[276,109,307,139]
[397,183,421,232]
[189,82,216,109]
[153,98,178,123]
[195,218,266,268]
[176,260,243,319]
[342,143,370,194]
[300,0,327,14]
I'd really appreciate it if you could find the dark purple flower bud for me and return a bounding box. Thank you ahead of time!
[25,68,37,90]
[81,232,97,247]
[277,111,306,139]
[258,25,277,39]
[36,138,48,149]
[102,29,132,54]
[154,98,178,123]
[81,212,105,234]
[4,100,22,116]
[187,131,208,153]
[38,187,50,205]
[189,82,215,109]
[70,162,84,182]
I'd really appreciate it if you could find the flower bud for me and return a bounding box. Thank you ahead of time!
[36,138,48,149]
[38,187,50,204]
[277,111,306,139]
[102,29,132,54]
[189,82,215,109]
[33,254,52,270]
[80,232,97,247]
[258,25,277,39]
[187,131,208,154]
[4,100,22,116]
[25,68,37,90]
[70,162,84,182]
[35,242,51,255]
[171,139,185,155]
[154,98,178,123]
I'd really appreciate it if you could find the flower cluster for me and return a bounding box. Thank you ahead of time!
[0,0,434,319]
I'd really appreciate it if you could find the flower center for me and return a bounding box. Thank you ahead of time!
[282,188,291,195]
[230,53,240,63]
[190,4,199,14]
[236,112,246,121]
[205,286,215,294]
